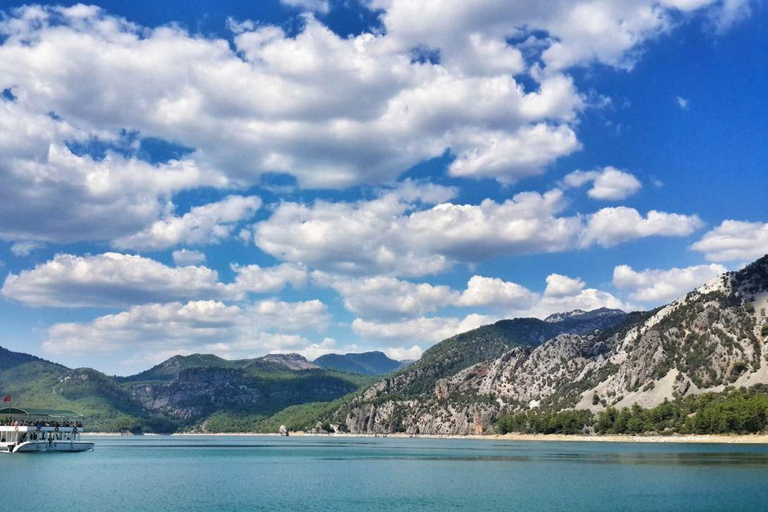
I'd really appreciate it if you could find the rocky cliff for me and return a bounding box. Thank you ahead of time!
[329,256,768,435]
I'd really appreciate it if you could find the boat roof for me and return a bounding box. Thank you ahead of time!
[0,407,83,418]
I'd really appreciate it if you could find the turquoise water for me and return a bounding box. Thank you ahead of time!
[2,436,768,511]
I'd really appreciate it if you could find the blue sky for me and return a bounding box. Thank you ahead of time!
[0,0,765,374]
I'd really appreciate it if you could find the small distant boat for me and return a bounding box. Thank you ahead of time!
[0,407,95,454]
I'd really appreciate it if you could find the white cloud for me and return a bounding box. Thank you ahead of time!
[172,249,206,266]
[383,345,423,361]
[0,252,304,307]
[43,298,331,361]
[231,263,308,295]
[676,96,689,109]
[582,208,703,247]
[457,275,537,309]
[280,0,330,14]
[0,6,585,198]
[314,272,458,320]
[352,314,495,348]
[613,263,727,303]
[10,241,45,257]
[691,220,768,262]
[254,182,461,276]
[370,0,745,72]
[520,287,631,318]
[294,338,363,361]
[0,101,221,245]
[544,273,585,297]
[246,299,331,333]
[256,187,704,276]
[563,167,642,200]
[0,2,746,248]
[1,252,226,307]
[112,195,261,251]
[454,273,629,319]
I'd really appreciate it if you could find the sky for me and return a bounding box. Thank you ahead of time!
[0,0,765,375]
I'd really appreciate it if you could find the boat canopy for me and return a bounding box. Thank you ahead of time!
[0,407,83,418]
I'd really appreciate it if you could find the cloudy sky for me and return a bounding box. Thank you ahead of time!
[0,0,765,375]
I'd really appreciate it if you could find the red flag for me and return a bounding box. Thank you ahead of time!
[2,396,10,402]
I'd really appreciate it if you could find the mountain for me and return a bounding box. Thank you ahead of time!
[0,349,372,433]
[120,353,319,383]
[125,366,361,424]
[544,307,627,325]
[368,309,628,398]
[314,351,403,375]
[321,255,768,435]
[0,352,167,432]
[254,353,319,371]
[119,354,239,382]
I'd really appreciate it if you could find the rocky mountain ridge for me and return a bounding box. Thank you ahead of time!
[326,256,768,435]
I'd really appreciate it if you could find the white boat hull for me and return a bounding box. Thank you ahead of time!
[1,440,94,453]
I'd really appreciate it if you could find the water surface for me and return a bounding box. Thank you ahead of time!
[2,435,767,511]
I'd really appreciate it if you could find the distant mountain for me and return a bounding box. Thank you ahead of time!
[314,351,403,375]
[119,354,239,382]
[397,360,416,370]
[253,353,319,371]
[321,255,768,435]
[0,349,372,433]
[120,353,319,383]
[544,307,626,324]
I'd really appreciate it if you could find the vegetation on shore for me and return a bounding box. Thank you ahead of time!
[496,385,768,436]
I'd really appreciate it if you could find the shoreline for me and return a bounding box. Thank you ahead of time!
[82,431,768,444]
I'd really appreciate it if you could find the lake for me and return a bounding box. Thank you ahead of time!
[2,435,768,511]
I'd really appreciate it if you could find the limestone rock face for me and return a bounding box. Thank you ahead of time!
[328,256,768,435]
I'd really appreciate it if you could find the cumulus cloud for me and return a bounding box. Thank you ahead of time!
[0,5,584,200]
[256,187,704,276]
[457,275,537,309]
[581,208,703,247]
[676,96,689,109]
[0,252,304,307]
[0,2,746,247]
[563,167,642,200]
[0,101,220,245]
[1,253,226,307]
[172,249,206,266]
[352,313,494,349]
[293,338,363,361]
[613,263,727,303]
[370,0,746,71]
[520,287,631,318]
[544,273,586,297]
[230,263,308,295]
[457,273,629,318]
[43,298,331,362]
[383,345,424,361]
[314,272,458,320]
[691,220,768,262]
[112,195,261,251]
[347,270,630,352]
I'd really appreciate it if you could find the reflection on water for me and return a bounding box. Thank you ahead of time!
[92,436,768,466]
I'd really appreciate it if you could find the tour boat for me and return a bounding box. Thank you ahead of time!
[0,407,95,453]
